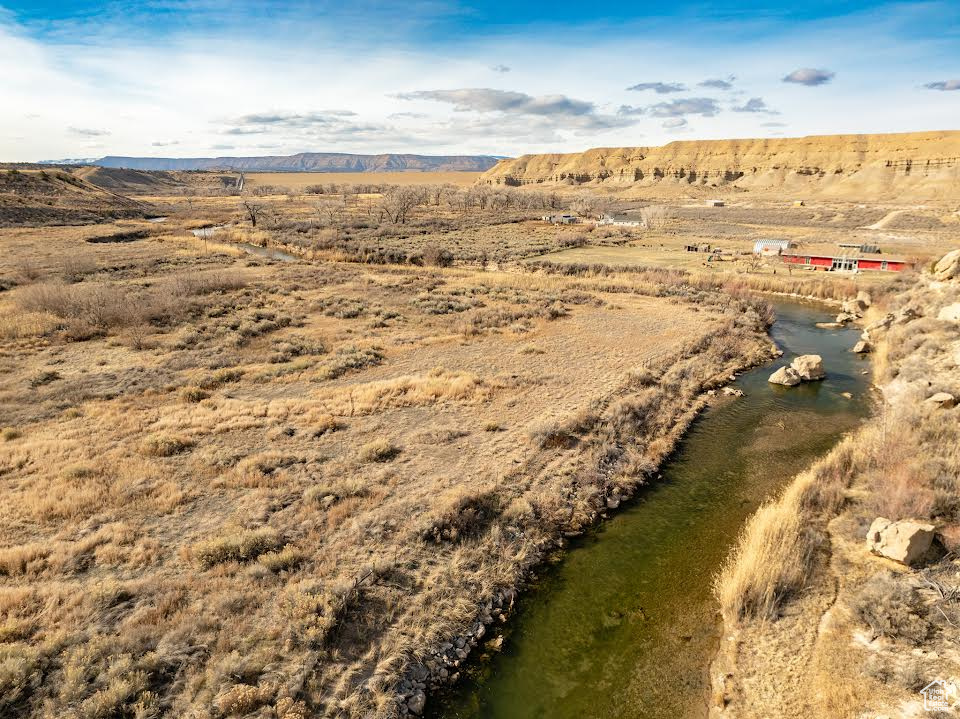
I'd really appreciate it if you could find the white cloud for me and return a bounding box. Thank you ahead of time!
[646,98,720,117]
[0,3,958,160]
[924,80,960,91]
[626,82,688,94]
[782,68,835,86]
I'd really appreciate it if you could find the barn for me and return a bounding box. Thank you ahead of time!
[781,252,909,272]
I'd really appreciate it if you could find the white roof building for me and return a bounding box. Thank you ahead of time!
[753,239,795,255]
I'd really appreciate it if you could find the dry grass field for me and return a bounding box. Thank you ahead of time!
[0,177,789,718]
[0,167,950,718]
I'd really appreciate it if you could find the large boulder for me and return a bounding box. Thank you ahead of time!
[856,290,872,308]
[768,366,801,386]
[841,298,867,316]
[934,249,960,281]
[866,517,936,566]
[852,340,871,354]
[791,354,826,381]
[938,303,960,323]
[925,392,956,409]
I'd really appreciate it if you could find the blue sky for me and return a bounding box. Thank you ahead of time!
[1,1,958,160]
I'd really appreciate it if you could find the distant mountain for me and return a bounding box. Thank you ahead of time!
[37,158,99,166]
[90,152,503,173]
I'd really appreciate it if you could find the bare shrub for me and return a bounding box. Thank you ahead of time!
[140,435,194,457]
[849,572,930,644]
[317,346,384,380]
[16,282,131,328]
[258,546,305,573]
[422,244,454,267]
[192,528,282,568]
[421,489,501,543]
[181,386,210,403]
[557,230,588,248]
[358,440,400,463]
[61,255,97,283]
[13,260,43,283]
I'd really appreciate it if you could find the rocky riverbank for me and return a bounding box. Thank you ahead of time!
[711,251,960,719]
[393,301,782,716]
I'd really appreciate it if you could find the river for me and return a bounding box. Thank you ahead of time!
[430,299,873,719]
[190,225,298,262]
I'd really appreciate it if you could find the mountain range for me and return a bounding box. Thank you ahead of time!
[76,152,503,173]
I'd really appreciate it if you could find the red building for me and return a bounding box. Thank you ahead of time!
[781,253,909,272]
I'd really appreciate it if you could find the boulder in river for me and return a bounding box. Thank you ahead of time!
[925,392,956,409]
[768,366,802,386]
[790,354,826,381]
[816,321,843,329]
[866,517,936,566]
[934,248,960,281]
[852,340,871,354]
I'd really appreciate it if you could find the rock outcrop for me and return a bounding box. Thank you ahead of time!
[938,303,960,323]
[477,131,960,200]
[866,517,936,566]
[925,392,956,409]
[934,249,960,281]
[852,340,871,354]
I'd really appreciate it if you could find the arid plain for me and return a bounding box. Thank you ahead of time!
[1,138,959,719]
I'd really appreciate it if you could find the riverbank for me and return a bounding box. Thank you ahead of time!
[0,227,782,719]
[712,252,960,718]
[393,289,778,716]
[427,300,873,719]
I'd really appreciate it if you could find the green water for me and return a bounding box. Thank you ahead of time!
[431,300,873,719]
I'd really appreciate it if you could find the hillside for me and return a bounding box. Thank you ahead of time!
[72,166,186,194]
[93,152,502,173]
[478,130,960,200]
[0,168,150,226]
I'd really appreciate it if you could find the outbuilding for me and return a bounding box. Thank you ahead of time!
[753,239,796,256]
[781,252,909,272]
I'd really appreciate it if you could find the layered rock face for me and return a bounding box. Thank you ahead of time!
[478,131,960,200]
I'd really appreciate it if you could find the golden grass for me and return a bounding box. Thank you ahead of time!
[4,180,952,719]
[713,264,960,718]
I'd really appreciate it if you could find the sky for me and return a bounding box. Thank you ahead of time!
[1,0,958,161]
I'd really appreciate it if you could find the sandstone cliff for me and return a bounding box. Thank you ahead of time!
[478,130,960,200]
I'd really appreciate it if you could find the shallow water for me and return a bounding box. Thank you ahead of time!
[191,225,297,262]
[431,300,873,719]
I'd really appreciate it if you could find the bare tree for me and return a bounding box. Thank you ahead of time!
[640,205,670,230]
[315,197,347,225]
[242,200,264,227]
[379,186,425,224]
